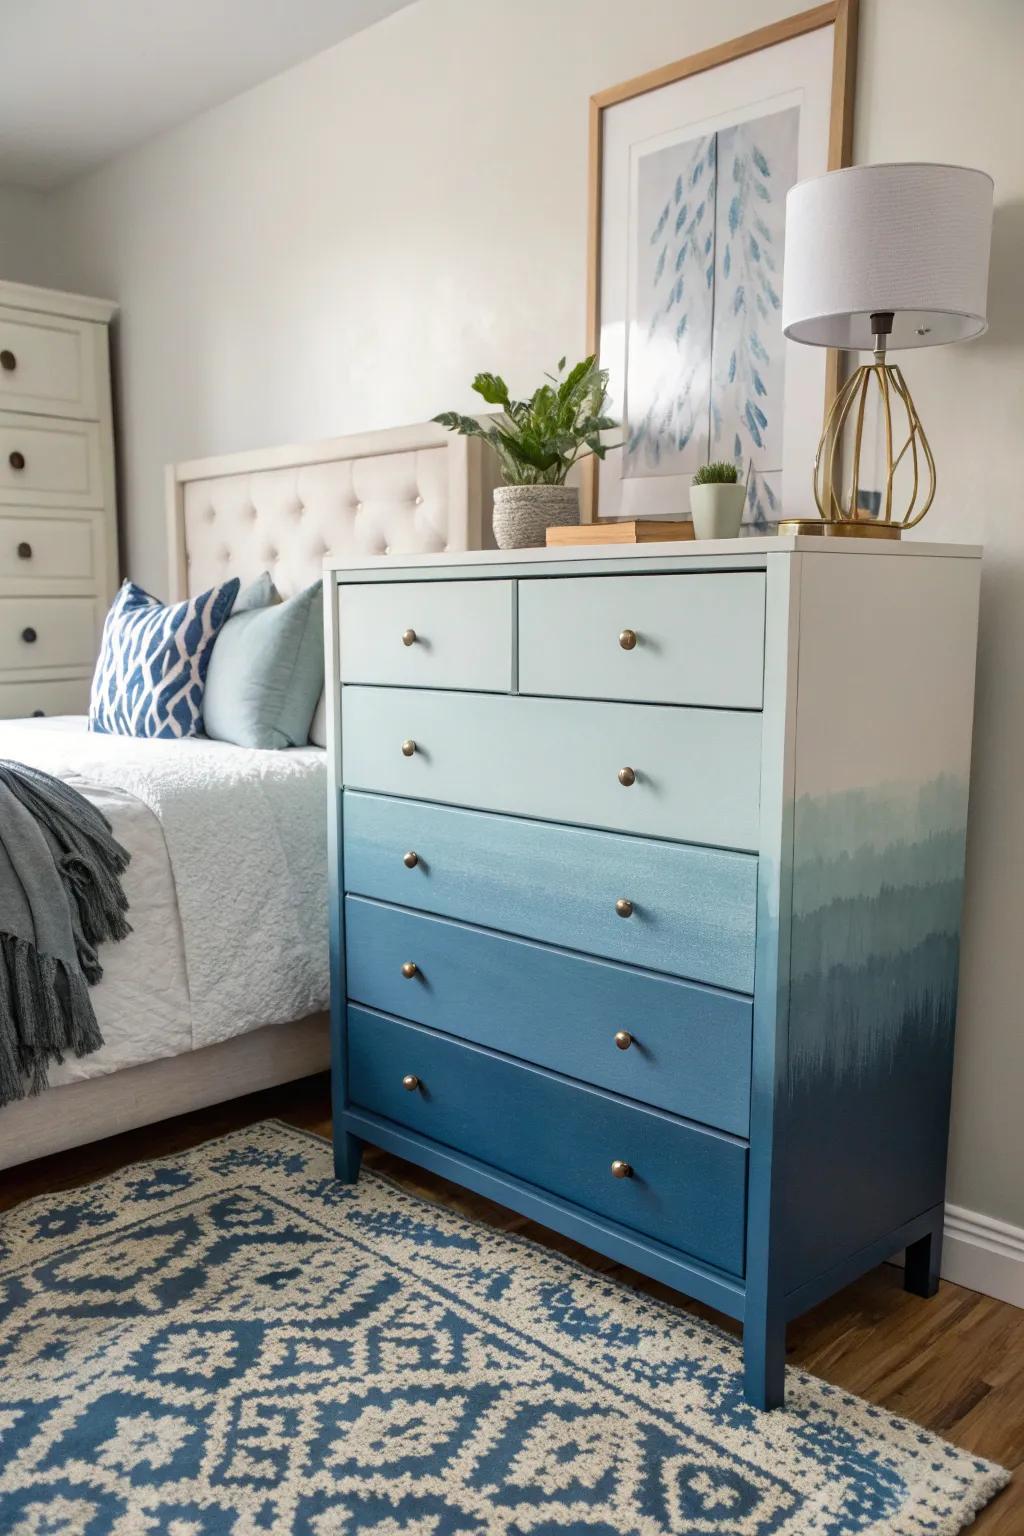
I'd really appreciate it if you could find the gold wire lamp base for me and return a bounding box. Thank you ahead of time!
[777,516,903,539]
[781,312,937,540]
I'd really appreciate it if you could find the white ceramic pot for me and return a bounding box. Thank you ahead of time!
[492,485,579,549]
[689,482,747,540]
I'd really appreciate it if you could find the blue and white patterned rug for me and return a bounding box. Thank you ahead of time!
[0,1121,1009,1535]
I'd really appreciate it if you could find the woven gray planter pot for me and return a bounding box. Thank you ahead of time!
[492,485,579,549]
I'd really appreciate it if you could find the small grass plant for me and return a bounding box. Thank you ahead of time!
[692,461,740,486]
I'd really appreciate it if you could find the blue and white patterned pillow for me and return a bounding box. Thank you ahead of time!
[89,578,240,738]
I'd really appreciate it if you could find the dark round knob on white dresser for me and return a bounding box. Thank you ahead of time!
[17,541,32,560]
[610,1159,634,1180]
[402,628,417,647]
[401,739,417,757]
[619,628,638,650]
[403,850,419,868]
[21,626,37,644]
[9,450,25,471]
[0,349,16,372]
[617,766,636,787]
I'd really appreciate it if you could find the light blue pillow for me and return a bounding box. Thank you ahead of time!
[89,577,240,738]
[233,571,280,615]
[203,580,324,750]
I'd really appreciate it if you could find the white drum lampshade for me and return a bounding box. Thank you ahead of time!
[783,163,994,350]
[779,162,994,537]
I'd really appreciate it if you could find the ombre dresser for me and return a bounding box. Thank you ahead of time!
[325,537,981,1408]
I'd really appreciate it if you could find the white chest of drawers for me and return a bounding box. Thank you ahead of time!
[326,536,981,1408]
[0,280,118,719]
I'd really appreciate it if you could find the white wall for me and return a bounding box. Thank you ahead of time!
[36,0,1024,1230]
[0,183,56,284]
[852,0,1024,1243]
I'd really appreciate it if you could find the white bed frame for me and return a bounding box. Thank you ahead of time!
[0,421,492,1170]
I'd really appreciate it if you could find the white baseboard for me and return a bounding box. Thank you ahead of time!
[939,1203,1024,1309]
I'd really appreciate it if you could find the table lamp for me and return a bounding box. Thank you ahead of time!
[780,162,993,537]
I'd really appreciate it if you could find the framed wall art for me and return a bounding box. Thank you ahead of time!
[586,1,858,526]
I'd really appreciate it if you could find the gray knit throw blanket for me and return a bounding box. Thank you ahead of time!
[0,760,131,1107]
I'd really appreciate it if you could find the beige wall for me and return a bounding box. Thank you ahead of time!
[0,183,56,284]
[31,0,1024,1226]
[858,1,1024,1236]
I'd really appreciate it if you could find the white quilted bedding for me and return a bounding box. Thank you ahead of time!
[0,717,328,1085]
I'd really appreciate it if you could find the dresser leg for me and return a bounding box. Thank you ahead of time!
[742,1314,787,1410]
[334,1131,363,1183]
[904,1225,942,1298]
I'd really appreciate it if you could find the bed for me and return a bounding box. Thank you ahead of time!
[0,420,492,1169]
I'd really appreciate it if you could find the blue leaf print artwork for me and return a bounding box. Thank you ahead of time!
[625,132,715,474]
[624,104,798,524]
[711,107,799,487]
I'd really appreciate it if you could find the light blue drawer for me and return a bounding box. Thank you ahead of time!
[343,792,757,992]
[341,686,762,851]
[347,1006,748,1276]
[338,579,514,692]
[519,572,765,708]
[345,897,752,1134]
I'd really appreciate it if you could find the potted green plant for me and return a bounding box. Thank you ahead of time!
[690,461,748,540]
[434,356,618,548]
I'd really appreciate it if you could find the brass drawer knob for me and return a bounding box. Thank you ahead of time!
[17,542,32,560]
[611,1159,633,1180]
[614,1030,633,1051]
[401,738,417,757]
[401,961,419,979]
[403,850,419,868]
[0,349,16,372]
[619,628,638,651]
[402,1073,421,1092]
[617,766,636,787]
[21,626,37,644]
[402,628,417,647]
[9,450,25,471]
[615,898,633,919]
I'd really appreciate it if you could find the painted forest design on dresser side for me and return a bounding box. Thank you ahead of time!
[789,775,968,1089]
[782,775,970,1288]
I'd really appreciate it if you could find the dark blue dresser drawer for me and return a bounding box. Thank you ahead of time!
[345,897,752,1136]
[347,1006,748,1277]
[343,791,757,993]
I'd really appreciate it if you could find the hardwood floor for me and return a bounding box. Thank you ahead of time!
[1,1073,1019,1532]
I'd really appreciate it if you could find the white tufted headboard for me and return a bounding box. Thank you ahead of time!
[165,421,494,603]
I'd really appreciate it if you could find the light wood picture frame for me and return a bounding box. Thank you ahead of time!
[584,0,858,523]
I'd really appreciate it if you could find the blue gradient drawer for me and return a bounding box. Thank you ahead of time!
[345,897,752,1135]
[341,686,762,851]
[347,1006,748,1276]
[343,791,757,992]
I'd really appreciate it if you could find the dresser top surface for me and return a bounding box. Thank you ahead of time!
[327,534,982,582]
[0,279,118,324]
